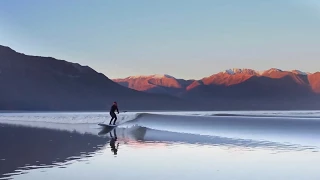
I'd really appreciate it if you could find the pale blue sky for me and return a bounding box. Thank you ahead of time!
[0,0,320,79]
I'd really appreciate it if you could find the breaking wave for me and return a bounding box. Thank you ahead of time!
[1,111,320,148]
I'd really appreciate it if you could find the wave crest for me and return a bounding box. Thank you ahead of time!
[0,112,146,124]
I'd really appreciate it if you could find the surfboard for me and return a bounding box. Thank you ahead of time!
[98,123,118,128]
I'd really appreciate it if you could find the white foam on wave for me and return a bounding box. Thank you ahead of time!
[0,112,143,124]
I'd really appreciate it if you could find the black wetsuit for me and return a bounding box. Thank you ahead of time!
[109,104,119,125]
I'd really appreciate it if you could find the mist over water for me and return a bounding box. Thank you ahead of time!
[1,111,320,180]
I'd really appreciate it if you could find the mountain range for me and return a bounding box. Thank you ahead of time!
[113,68,320,97]
[1,44,320,111]
[113,68,320,110]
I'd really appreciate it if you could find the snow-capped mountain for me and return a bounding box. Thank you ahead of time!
[126,74,175,79]
[223,68,309,76]
[113,74,193,94]
[224,68,260,75]
[292,70,309,75]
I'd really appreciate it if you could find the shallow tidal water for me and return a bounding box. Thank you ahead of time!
[1,111,320,180]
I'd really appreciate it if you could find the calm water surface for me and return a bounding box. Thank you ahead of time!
[1,111,320,180]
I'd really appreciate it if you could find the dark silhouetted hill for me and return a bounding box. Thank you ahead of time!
[0,45,195,111]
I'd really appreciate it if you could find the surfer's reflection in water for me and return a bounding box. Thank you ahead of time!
[109,129,119,155]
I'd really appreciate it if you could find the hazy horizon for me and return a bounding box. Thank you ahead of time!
[1,0,320,79]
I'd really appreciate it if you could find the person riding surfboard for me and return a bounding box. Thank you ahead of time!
[109,101,119,125]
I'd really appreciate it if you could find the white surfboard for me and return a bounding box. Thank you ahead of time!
[98,123,118,128]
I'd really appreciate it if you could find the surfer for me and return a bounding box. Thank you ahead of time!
[109,101,119,125]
